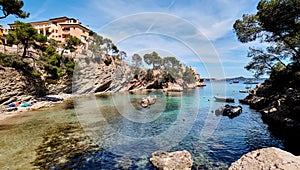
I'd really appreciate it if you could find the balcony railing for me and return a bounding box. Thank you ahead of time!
[62,30,70,34]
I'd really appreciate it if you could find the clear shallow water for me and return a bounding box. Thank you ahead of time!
[0,81,285,169]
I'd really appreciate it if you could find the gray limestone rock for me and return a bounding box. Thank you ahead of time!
[229,147,300,170]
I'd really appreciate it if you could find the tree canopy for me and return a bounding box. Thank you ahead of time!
[132,53,142,67]
[143,51,162,69]
[0,0,29,19]
[61,35,81,56]
[88,31,119,58]
[163,56,180,68]
[7,21,46,58]
[88,31,104,53]
[233,0,300,77]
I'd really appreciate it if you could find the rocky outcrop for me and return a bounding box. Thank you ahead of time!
[229,147,300,170]
[150,150,193,170]
[0,67,45,107]
[239,65,300,154]
[1,50,204,115]
[190,67,206,87]
[140,95,157,108]
[215,105,242,119]
[72,52,132,94]
[165,83,183,92]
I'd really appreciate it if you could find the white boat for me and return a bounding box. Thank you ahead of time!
[214,96,234,103]
[233,79,239,83]
[239,90,250,93]
[244,80,259,84]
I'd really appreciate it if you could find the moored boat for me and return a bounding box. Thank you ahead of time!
[243,80,259,84]
[239,90,250,93]
[214,96,234,103]
[233,79,239,83]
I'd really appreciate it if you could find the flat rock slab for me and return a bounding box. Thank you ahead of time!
[150,150,193,170]
[229,147,300,170]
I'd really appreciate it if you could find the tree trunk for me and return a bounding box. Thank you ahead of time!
[22,43,28,58]
[61,49,65,57]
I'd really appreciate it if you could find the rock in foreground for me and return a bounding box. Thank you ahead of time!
[229,147,300,170]
[150,150,193,170]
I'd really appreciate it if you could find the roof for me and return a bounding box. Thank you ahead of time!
[59,23,90,31]
[8,16,89,31]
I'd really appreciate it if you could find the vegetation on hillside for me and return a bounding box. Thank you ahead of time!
[233,0,300,79]
[7,21,47,58]
[130,51,197,86]
[235,0,300,147]
[1,20,78,80]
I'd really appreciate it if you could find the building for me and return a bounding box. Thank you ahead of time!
[0,25,8,44]
[8,16,90,49]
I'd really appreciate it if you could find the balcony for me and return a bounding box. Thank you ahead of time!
[62,30,70,34]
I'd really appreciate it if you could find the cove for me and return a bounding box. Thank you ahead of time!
[0,81,285,169]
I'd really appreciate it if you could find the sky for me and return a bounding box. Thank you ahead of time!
[0,0,263,78]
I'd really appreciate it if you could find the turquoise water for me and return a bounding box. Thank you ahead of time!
[67,81,284,169]
[0,81,285,169]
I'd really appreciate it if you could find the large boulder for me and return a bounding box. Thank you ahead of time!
[215,105,242,119]
[166,83,183,92]
[140,95,157,108]
[150,150,193,170]
[229,147,300,170]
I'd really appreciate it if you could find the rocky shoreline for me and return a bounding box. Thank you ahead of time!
[1,50,205,121]
[239,78,300,154]
[148,147,300,170]
[0,93,75,121]
[229,147,300,170]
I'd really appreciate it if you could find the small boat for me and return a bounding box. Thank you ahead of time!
[245,85,251,89]
[233,79,239,83]
[243,80,259,84]
[239,90,250,93]
[214,96,234,103]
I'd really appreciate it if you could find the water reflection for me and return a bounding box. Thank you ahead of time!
[0,82,288,169]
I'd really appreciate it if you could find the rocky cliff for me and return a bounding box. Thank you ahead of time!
[240,63,300,154]
[0,66,41,106]
[72,51,203,94]
[1,50,203,111]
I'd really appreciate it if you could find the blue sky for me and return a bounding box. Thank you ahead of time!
[0,0,263,78]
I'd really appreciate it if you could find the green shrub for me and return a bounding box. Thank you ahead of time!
[45,45,56,56]
[30,70,42,78]
[65,60,75,74]
[0,53,13,67]
[57,67,63,77]
[183,67,196,84]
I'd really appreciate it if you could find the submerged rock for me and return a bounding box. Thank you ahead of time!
[150,150,193,170]
[215,105,242,119]
[229,147,300,170]
[140,95,157,108]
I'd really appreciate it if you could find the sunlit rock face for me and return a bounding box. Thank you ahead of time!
[229,147,300,170]
[150,150,193,170]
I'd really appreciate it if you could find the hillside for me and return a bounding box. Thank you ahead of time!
[240,63,300,154]
[0,48,203,113]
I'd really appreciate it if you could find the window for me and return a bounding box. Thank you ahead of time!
[81,35,86,41]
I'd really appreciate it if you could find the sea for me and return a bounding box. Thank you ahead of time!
[0,80,286,169]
